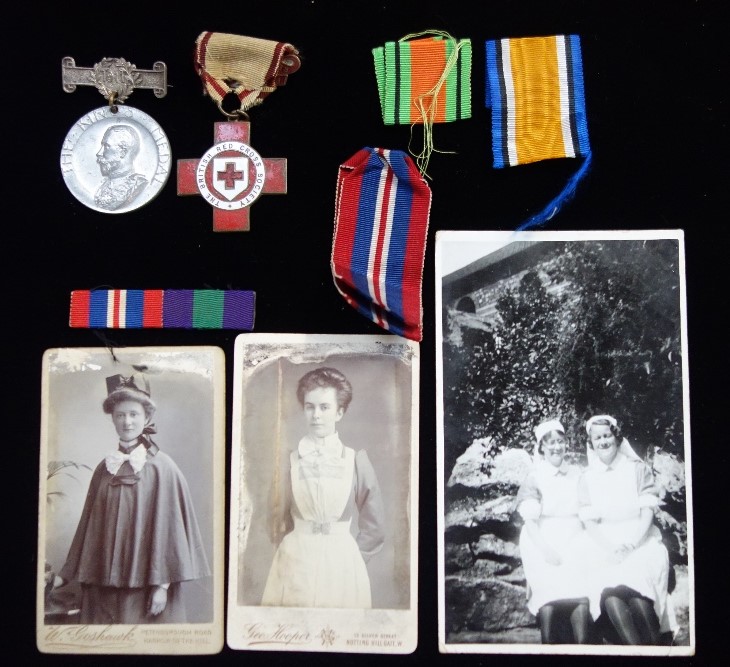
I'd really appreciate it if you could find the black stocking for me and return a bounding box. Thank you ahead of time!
[603,587,660,645]
[538,603,558,644]
[628,595,661,645]
[570,600,592,644]
[539,600,593,644]
[604,594,640,644]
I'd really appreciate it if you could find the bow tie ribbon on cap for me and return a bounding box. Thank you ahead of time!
[105,444,148,475]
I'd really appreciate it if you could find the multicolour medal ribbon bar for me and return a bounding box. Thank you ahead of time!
[69,289,255,329]
[373,30,471,177]
[332,147,431,342]
[485,34,592,229]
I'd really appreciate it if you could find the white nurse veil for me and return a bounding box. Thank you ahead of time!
[584,414,642,467]
[532,418,565,465]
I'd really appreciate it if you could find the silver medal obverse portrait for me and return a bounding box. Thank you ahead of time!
[60,105,171,214]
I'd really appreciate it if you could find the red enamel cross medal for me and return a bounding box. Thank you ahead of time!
[179,31,300,232]
[177,122,286,232]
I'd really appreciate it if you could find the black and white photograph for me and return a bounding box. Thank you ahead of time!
[227,333,419,653]
[37,346,225,655]
[435,230,694,656]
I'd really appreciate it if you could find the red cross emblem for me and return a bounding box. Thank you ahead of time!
[177,121,286,231]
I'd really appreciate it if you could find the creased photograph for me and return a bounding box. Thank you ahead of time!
[227,333,419,653]
[37,346,225,655]
[436,230,694,656]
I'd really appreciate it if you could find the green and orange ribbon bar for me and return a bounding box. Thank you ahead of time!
[373,30,471,125]
[373,30,471,176]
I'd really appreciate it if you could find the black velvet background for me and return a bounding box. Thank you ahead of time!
[8,1,724,665]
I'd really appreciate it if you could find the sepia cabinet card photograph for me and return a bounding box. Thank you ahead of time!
[435,230,695,656]
[227,333,419,653]
[37,346,225,654]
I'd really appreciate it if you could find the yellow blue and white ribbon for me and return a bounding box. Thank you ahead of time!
[486,34,592,229]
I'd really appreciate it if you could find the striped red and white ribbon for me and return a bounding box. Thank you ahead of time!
[194,31,300,113]
[332,148,431,341]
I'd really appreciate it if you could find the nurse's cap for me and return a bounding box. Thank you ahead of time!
[105,373,151,397]
[533,419,565,444]
[102,373,156,415]
[585,414,618,434]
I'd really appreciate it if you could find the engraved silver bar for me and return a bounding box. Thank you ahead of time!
[62,57,168,98]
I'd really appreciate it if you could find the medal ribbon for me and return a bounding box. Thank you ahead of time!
[485,34,592,229]
[332,148,431,341]
[69,289,255,329]
[373,31,472,177]
[194,31,300,113]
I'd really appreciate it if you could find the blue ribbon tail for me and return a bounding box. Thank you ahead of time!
[516,150,593,231]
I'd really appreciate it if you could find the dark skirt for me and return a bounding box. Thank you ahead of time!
[78,583,186,624]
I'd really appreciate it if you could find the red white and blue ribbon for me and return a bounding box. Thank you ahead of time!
[69,289,255,329]
[332,147,431,341]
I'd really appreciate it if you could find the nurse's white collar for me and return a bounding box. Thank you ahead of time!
[298,432,343,458]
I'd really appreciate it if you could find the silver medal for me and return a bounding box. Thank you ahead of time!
[60,57,171,214]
